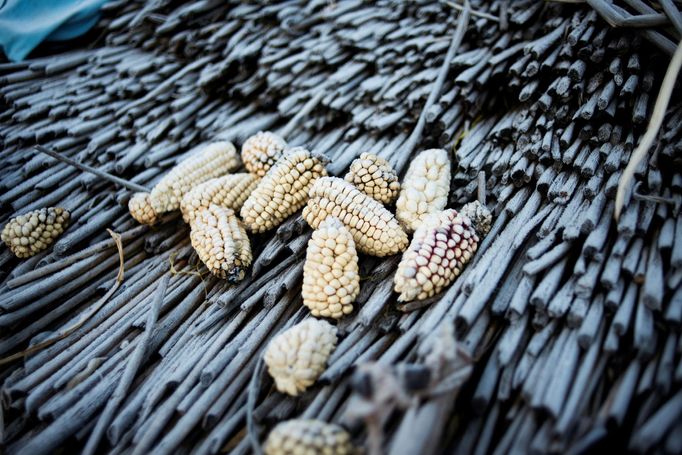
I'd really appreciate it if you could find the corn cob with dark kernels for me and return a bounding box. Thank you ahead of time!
[394,209,479,302]
[189,204,251,282]
[1,207,70,258]
[128,192,159,225]
[302,217,360,319]
[396,148,451,232]
[241,131,287,177]
[264,319,337,396]
[344,152,400,205]
[180,173,259,223]
[303,177,408,257]
[150,141,240,214]
[241,147,327,233]
[264,419,354,455]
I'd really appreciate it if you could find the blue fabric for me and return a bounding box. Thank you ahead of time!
[0,0,108,62]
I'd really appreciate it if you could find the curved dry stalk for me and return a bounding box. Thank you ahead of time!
[615,39,682,220]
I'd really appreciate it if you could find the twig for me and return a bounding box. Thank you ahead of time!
[247,357,266,455]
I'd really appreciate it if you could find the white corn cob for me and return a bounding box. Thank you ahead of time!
[241,147,327,233]
[302,217,359,319]
[128,192,159,225]
[150,141,240,214]
[396,148,451,232]
[303,177,408,257]
[344,152,400,205]
[1,207,70,258]
[189,204,251,282]
[180,173,259,223]
[241,131,287,177]
[264,319,337,396]
[394,209,479,302]
[264,419,354,455]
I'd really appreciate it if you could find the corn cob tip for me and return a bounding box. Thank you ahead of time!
[128,192,159,225]
[459,200,493,237]
[344,152,400,205]
[1,207,70,258]
[241,131,288,177]
[264,419,354,455]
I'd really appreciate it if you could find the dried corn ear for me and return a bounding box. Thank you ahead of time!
[460,200,493,236]
[302,217,359,319]
[150,141,240,214]
[189,204,251,282]
[128,192,159,225]
[344,152,400,205]
[264,318,337,396]
[264,419,354,455]
[241,147,327,233]
[394,209,479,302]
[241,131,287,177]
[396,148,451,232]
[303,177,408,257]
[180,173,258,223]
[1,207,70,258]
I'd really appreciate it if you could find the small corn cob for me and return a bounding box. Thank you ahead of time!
[302,217,360,319]
[241,147,327,233]
[460,200,493,236]
[180,173,259,223]
[394,209,479,302]
[303,177,408,257]
[150,141,240,214]
[1,207,70,258]
[396,148,451,232]
[189,204,251,282]
[264,419,354,455]
[344,152,400,205]
[241,131,287,177]
[128,192,159,225]
[264,318,337,396]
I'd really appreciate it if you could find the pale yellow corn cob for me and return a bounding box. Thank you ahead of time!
[1,207,70,258]
[128,192,159,225]
[344,152,400,205]
[264,419,354,455]
[180,173,259,223]
[396,148,451,232]
[394,209,479,302]
[302,217,359,319]
[241,147,327,233]
[189,204,251,282]
[150,141,240,214]
[241,131,287,177]
[263,319,337,396]
[303,177,408,257]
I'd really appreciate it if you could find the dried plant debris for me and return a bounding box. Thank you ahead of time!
[1,208,70,258]
[128,192,159,225]
[394,209,479,302]
[180,173,259,223]
[344,153,400,205]
[241,131,288,177]
[303,177,409,257]
[241,147,327,233]
[302,217,360,319]
[264,319,338,396]
[189,204,251,281]
[396,149,451,232]
[264,419,354,455]
[150,141,240,213]
[459,200,492,237]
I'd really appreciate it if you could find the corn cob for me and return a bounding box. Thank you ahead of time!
[459,200,493,236]
[241,131,287,177]
[180,173,259,223]
[1,207,70,258]
[241,147,327,233]
[302,217,360,319]
[394,209,479,302]
[303,177,408,257]
[150,141,240,214]
[189,204,251,282]
[128,192,159,225]
[264,318,337,396]
[344,152,400,205]
[396,148,451,232]
[264,419,354,455]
